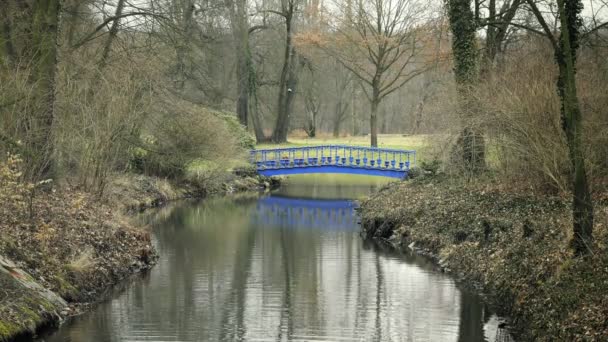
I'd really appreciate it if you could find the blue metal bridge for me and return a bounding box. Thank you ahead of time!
[250,145,416,179]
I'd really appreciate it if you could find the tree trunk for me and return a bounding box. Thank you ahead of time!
[447,0,485,173]
[249,74,267,142]
[481,0,521,76]
[480,0,497,77]
[333,119,341,137]
[370,98,379,147]
[249,97,266,142]
[272,12,297,143]
[99,0,125,67]
[555,0,593,255]
[236,53,249,127]
[352,89,360,136]
[333,101,344,138]
[1,8,16,66]
[27,0,61,179]
[228,0,250,127]
[246,59,267,142]
[307,116,316,137]
[412,91,429,134]
[175,0,194,90]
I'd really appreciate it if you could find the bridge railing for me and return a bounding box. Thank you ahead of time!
[250,145,416,171]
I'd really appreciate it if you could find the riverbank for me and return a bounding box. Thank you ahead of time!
[0,156,278,341]
[359,176,608,341]
[105,166,279,213]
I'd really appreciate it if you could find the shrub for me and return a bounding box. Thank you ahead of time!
[131,98,248,180]
[213,111,256,150]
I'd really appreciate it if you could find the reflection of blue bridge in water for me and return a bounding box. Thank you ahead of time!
[251,145,416,179]
[254,196,359,230]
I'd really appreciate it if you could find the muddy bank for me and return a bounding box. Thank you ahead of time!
[359,177,608,341]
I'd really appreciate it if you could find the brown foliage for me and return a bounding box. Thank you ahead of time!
[360,178,608,341]
[0,155,156,302]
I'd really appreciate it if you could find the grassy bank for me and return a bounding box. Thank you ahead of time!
[359,176,608,341]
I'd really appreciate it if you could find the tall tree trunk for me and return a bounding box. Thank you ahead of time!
[352,88,360,136]
[307,112,316,137]
[333,101,345,138]
[27,0,61,179]
[412,87,431,134]
[555,0,593,255]
[447,0,485,173]
[271,0,300,143]
[370,97,379,147]
[174,0,194,90]
[369,76,381,147]
[248,62,267,142]
[333,119,341,137]
[228,0,250,127]
[1,8,16,66]
[236,52,249,127]
[480,0,497,77]
[249,92,266,142]
[272,12,297,143]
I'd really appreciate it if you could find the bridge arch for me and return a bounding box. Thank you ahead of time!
[250,145,416,179]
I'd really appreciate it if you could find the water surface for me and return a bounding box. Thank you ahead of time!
[43,175,508,342]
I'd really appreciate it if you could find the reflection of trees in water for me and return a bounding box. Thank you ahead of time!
[48,196,502,342]
[277,225,294,340]
[457,291,485,342]
[375,251,383,342]
[219,224,256,341]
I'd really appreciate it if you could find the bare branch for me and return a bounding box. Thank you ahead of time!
[524,0,558,50]
[73,11,168,49]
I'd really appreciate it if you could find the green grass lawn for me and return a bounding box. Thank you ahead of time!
[258,134,428,149]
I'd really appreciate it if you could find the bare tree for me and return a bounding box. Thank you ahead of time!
[321,0,429,146]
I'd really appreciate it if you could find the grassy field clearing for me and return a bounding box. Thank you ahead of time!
[258,133,429,149]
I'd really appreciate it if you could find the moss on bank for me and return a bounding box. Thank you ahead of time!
[0,257,67,341]
[359,177,608,341]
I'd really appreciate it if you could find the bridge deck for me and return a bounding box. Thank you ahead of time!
[250,145,415,179]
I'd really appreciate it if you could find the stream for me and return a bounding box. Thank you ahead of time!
[42,175,510,342]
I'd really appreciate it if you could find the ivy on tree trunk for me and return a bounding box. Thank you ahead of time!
[447,0,485,173]
[555,0,594,255]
